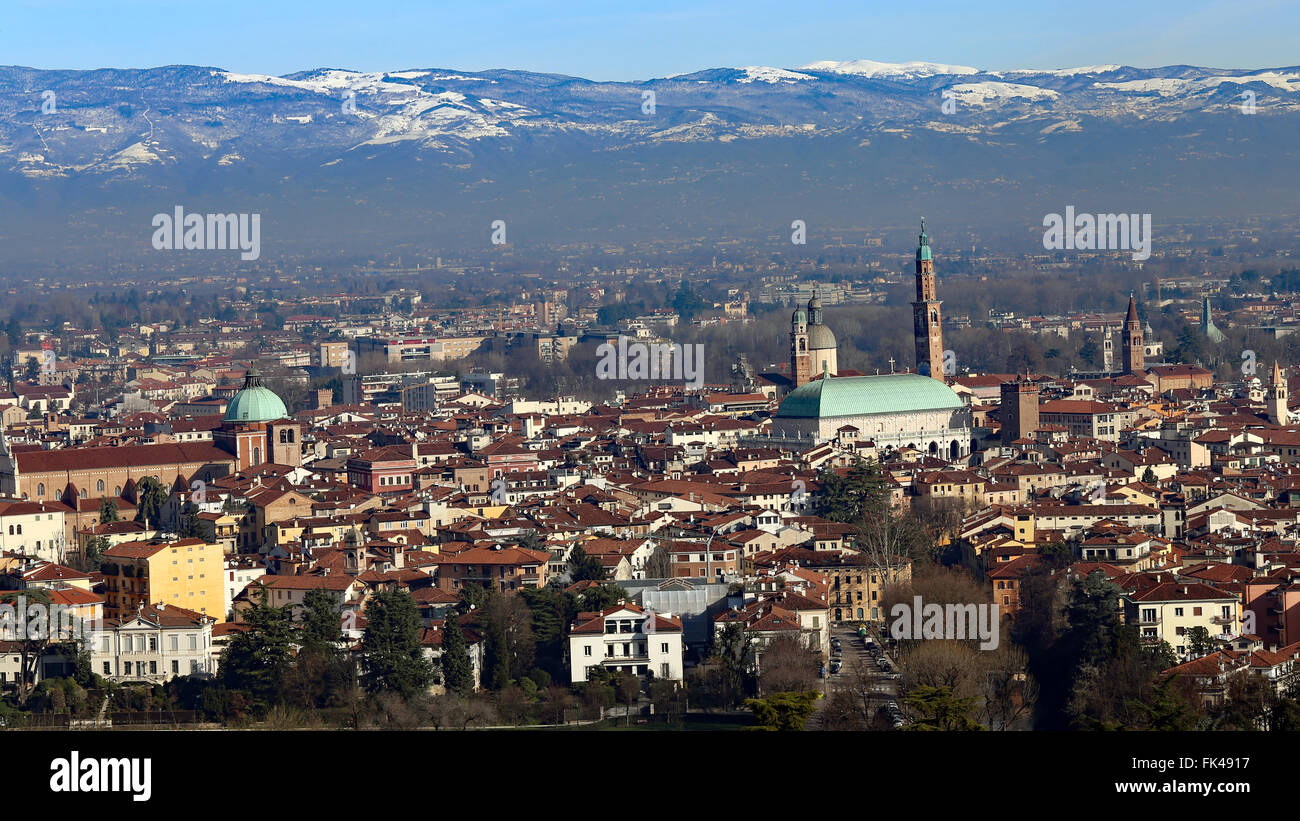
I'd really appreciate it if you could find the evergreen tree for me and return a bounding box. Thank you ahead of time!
[179,500,205,539]
[743,691,819,731]
[813,457,888,524]
[97,498,119,524]
[905,685,984,731]
[300,588,343,652]
[1184,626,1216,658]
[359,589,435,698]
[134,477,168,528]
[567,544,607,582]
[83,536,110,572]
[218,589,296,710]
[441,615,474,695]
[575,583,628,612]
[1128,675,1200,731]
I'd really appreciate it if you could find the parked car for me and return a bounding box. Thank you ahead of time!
[830,660,843,674]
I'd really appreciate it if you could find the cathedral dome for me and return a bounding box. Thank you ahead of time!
[223,368,288,424]
[777,373,963,419]
[806,323,837,351]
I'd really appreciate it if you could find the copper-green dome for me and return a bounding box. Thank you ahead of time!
[223,369,288,423]
[777,373,962,419]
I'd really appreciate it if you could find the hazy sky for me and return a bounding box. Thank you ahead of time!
[5,0,1298,79]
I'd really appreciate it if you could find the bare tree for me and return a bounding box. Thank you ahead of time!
[857,496,928,596]
[977,645,1039,730]
[756,634,821,694]
[899,640,984,699]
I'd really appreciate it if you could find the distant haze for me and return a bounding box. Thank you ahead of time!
[0,61,1295,275]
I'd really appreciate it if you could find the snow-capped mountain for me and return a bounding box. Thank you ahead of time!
[1,60,1295,180]
[0,59,1294,269]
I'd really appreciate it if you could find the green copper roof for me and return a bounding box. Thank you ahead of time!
[223,376,288,423]
[224,385,288,423]
[916,217,932,261]
[777,373,963,419]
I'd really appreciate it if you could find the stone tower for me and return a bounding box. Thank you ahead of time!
[1121,294,1144,375]
[790,303,811,388]
[912,218,944,380]
[1000,377,1040,445]
[1269,360,1288,426]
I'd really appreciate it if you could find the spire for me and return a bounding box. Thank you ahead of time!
[1125,293,1139,325]
[916,217,932,262]
[1273,360,1283,385]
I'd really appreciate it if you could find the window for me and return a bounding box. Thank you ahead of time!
[103,662,112,675]
[584,645,592,656]
[172,660,179,674]
[660,642,669,654]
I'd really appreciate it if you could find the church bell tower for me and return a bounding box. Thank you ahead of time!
[912,218,944,380]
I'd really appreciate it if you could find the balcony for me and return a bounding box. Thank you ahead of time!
[1210,615,1235,625]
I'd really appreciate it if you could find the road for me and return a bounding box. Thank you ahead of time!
[806,625,905,730]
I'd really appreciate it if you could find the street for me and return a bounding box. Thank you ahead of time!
[807,625,907,730]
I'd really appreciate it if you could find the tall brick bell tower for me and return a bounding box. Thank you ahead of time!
[1122,293,1144,375]
[912,218,944,379]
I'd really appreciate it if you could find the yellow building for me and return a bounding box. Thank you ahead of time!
[100,537,225,622]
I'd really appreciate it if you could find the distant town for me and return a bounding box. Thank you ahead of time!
[0,214,1299,734]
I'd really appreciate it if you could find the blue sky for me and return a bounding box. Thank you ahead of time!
[4,0,1298,79]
